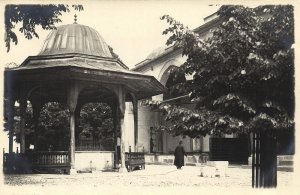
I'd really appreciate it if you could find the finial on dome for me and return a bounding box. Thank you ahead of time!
[74,14,77,24]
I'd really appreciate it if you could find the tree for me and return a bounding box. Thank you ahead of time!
[5,4,83,52]
[36,102,70,150]
[79,103,113,144]
[146,5,294,187]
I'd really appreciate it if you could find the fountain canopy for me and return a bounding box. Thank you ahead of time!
[6,22,165,100]
[4,20,165,173]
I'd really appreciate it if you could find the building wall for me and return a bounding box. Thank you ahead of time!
[134,49,210,154]
[135,104,155,153]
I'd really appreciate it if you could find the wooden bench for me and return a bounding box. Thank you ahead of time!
[125,152,145,172]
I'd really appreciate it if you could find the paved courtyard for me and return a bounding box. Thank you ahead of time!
[2,165,295,190]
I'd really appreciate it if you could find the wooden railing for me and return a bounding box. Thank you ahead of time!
[76,140,101,151]
[26,151,70,166]
[76,140,113,151]
[3,150,70,174]
[3,152,12,172]
[26,151,71,174]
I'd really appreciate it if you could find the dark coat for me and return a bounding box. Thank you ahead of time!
[174,145,186,167]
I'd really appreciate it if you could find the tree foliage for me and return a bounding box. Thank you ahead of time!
[79,103,113,139]
[145,5,294,138]
[36,102,113,150]
[5,4,83,52]
[4,101,113,151]
[36,102,70,150]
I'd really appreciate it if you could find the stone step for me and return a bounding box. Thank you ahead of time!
[277,155,294,170]
[241,165,294,172]
[277,155,294,161]
[278,160,293,166]
[277,166,294,172]
[241,165,251,169]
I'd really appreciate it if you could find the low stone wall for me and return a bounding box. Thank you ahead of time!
[145,154,205,166]
[75,151,114,171]
[247,155,294,172]
[201,161,229,177]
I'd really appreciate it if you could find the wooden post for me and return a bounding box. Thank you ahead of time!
[114,86,127,173]
[112,104,118,169]
[74,105,82,148]
[19,97,27,153]
[31,100,42,151]
[7,99,15,154]
[67,82,81,174]
[131,94,138,152]
[70,111,76,170]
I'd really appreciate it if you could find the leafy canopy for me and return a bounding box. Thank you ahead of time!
[145,5,294,138]
[79,103,113,138]
[5,4,83,52]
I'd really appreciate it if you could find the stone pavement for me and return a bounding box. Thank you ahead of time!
[3,165,295,189]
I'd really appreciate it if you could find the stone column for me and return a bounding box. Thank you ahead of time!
[67,83,80,174]
[19,97,27,153]
[200,136,204,152]
[202,135,210,152]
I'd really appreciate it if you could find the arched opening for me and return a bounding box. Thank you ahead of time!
[164,66,186,102]
[36,102,70,151]
[76,102,114,151]
[8,100,35,152]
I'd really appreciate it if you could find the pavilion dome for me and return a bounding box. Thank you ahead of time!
[39,23,113,58]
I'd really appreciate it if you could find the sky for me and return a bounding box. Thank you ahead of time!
[1,1,220,69]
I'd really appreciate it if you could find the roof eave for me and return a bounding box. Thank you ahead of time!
[6,64,166,100]
[20,53,130,69]
[131,16,223,71]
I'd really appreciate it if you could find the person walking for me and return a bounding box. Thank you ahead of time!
[174,140,187,169]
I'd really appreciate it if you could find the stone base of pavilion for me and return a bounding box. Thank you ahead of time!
[118,167,128,173]
[75,151,114,172]
[69,168,78,175]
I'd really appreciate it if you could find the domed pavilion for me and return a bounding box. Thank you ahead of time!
[4,20,165,174]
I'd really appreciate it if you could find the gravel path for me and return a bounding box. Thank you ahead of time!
[3,165,295,189]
